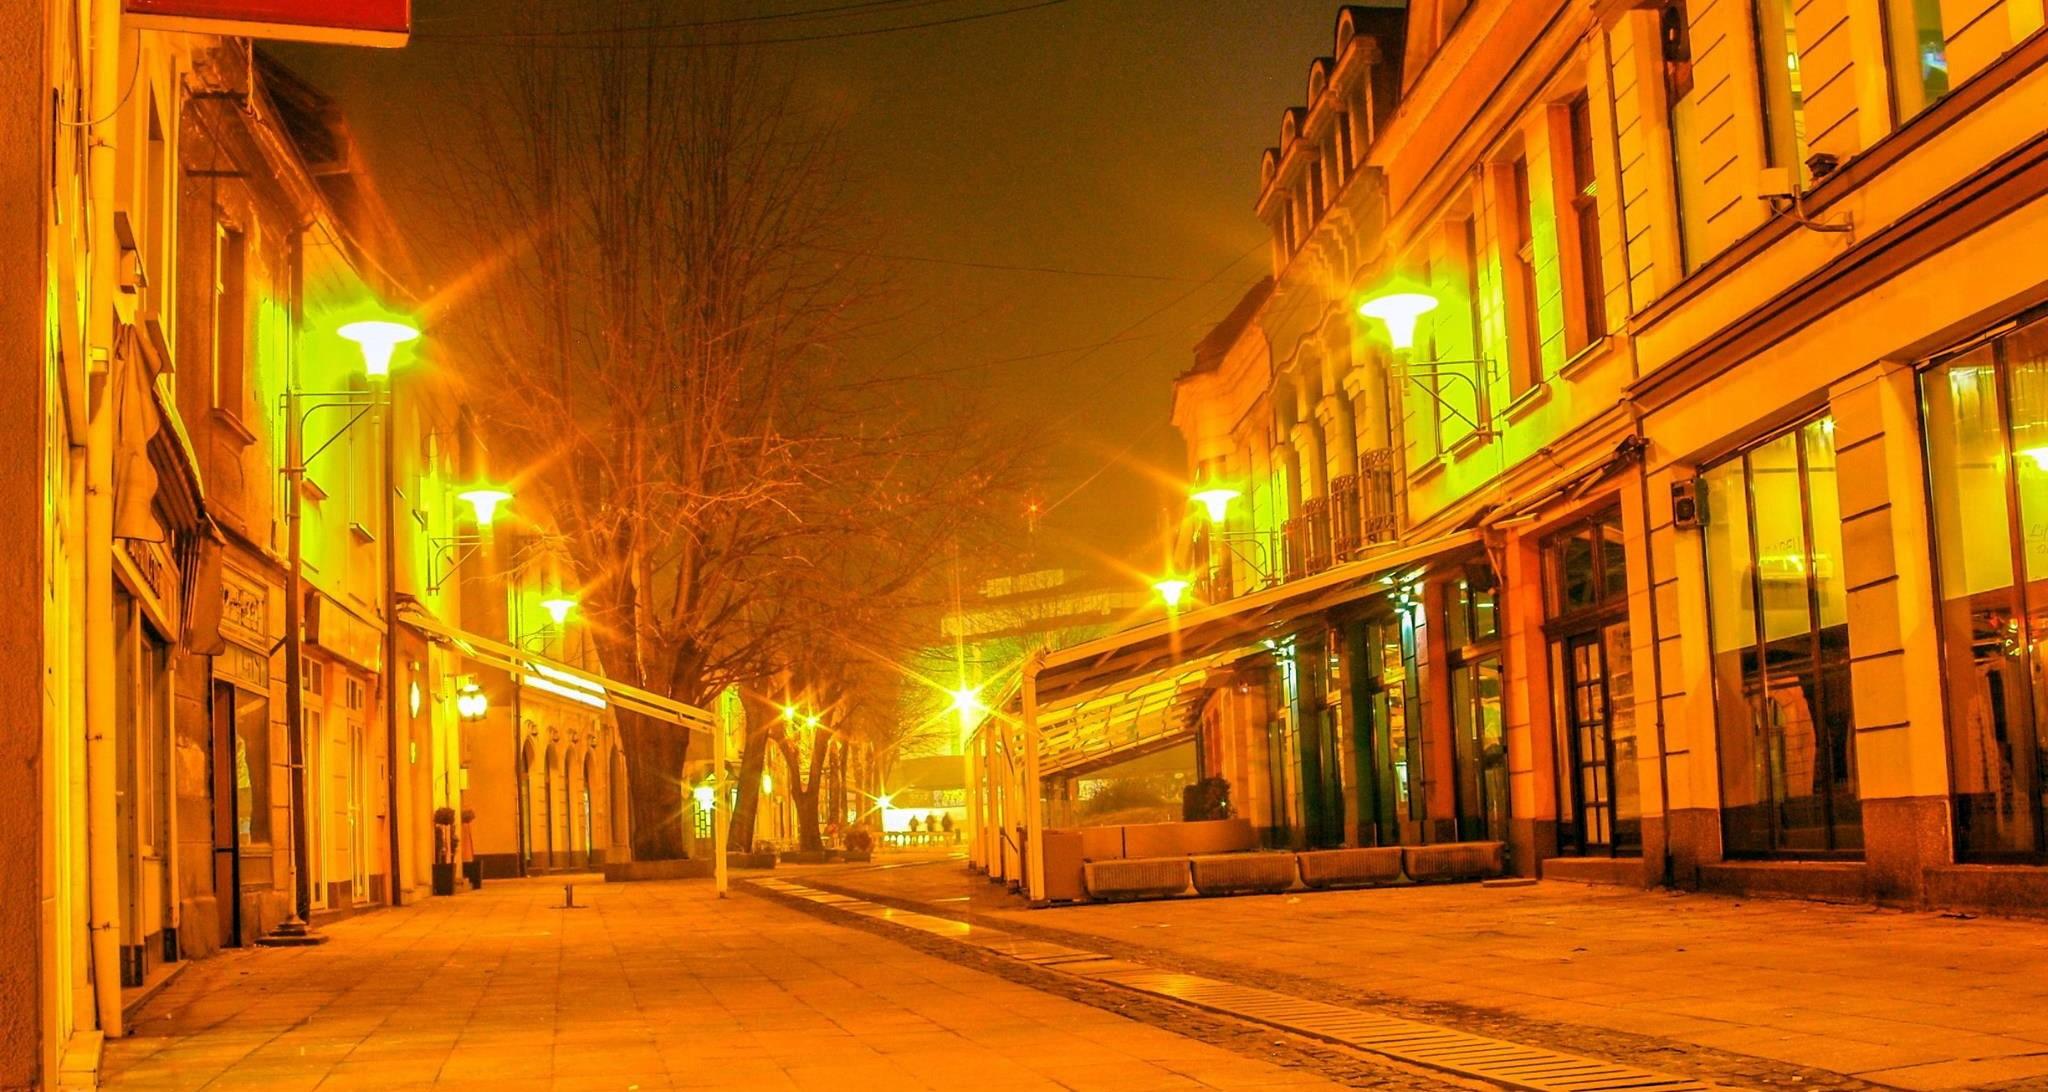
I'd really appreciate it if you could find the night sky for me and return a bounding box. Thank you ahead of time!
[276,1,1361,579]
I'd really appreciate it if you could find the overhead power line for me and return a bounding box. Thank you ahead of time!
[418,0,1070,48]
[808,244,1212,284]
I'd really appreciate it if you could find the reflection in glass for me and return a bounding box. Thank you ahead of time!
[1926,319,2048,859]
[1703,416,1861,856]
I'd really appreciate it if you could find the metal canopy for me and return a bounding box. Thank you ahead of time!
[397,604,716,736]
[1033,530,1481,709]
[1035,647,1249,778]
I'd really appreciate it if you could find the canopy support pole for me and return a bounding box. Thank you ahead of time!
[1023,650,1047,906]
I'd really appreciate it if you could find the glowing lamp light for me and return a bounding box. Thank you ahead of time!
[455,680,488,722]
[337,319,419,378]
[1190,485,1240,524]
[877,793,894,811]
[540,597,578,626]
[2020,446,2048,471]
[952,686,982,719]
[458,488,513,527]
[1356,288,1440,352]
[761,772,774,795]
[781,704,800,722]
[692,783,717,810]
[1153,577,1192,609]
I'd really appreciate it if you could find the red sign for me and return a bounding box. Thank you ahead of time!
[124,0,409,46]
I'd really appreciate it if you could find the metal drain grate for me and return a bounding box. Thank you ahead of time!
[750,879,1730,1091]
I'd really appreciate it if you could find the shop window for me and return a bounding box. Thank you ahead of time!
[1352,613,1422,845]
[1923,313,2048,861]
[1447,570,1506,840]
[1544,509,1640,855]
[1701,417,1861,857]
[234,686,272,847]
[1752,0,1812,189]
[1884,0,1948,121]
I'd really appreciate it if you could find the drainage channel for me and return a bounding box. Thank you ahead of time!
[751,877,1733,1092]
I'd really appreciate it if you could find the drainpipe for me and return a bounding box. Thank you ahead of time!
[382,378,402,903]
[84,0,125,1038]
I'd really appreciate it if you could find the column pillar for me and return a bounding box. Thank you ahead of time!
[1829,363,1952,904]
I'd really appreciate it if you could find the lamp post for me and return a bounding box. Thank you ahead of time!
[1355,282,1494,439]
[273,316,418,941]
[1184,481,1282,590]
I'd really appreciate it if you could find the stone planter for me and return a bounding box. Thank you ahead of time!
[1297,847,1404,888]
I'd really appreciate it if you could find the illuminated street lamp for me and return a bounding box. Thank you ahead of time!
[457,487,513,527]
[1355,285,1440,352]
[430,485,516,594]
[1357,280,1492,439]
[540,596,578,626]
[1152,577,1192,610]
[1190,484,1240,524]
[277,311,423,940]
[337,318,420,378]
[455,679,489,722]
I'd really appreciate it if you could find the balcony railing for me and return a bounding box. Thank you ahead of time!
[1277,448,1399,584]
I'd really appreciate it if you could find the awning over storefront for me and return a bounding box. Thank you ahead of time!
[1035,529,1481,709]
[1038,647,1248,778]
[397,603,715,736]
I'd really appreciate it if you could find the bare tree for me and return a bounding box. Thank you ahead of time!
[425,18,1030,860]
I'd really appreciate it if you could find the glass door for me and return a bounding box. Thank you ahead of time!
[1702,417,1862,856]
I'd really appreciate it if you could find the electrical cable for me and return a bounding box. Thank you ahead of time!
[804,244,1209,283]
[59,42,142,128]
[417,0,950,34]
[418,0,1069,49]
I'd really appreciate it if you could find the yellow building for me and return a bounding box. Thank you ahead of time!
[981,0,2048,915]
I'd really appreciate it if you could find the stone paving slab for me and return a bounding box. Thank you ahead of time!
[806,853,2048,1091]
[104,875,1367,1090]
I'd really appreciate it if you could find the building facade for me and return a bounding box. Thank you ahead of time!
[0,7,656,1085]
[1160,0,2048,913]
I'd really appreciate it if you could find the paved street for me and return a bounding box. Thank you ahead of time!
[106,874,1406,1091]
[816,855,2048,1091]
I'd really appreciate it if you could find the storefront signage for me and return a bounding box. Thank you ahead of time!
[220,567,269,650]
[215,640,269,691]
[116,537,179,638]
[304,591,383,674]
[123,0,410,46]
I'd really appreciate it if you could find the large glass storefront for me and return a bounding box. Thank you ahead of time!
[1544,509,1641,856]
[1923,312,2048,861]
[1702,416,1861,856]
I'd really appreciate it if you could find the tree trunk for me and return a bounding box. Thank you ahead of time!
[618,708,693,860]
[790,785,823,852]
[726,719,771,853]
